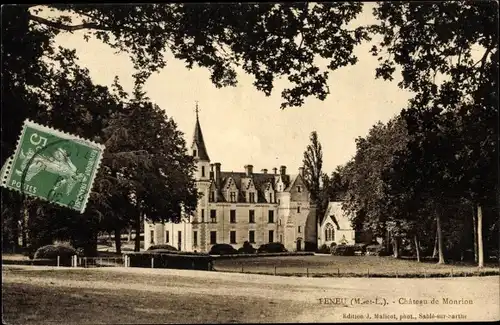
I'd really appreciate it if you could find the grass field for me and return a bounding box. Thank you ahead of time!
[213,255,500,277]
[3,265,499,324]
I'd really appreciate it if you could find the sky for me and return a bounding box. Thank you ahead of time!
[51,3,414,175]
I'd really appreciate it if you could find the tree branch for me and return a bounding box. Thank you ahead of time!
[29,14,112,32]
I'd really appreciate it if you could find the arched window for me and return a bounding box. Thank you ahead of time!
[325,223,335,241]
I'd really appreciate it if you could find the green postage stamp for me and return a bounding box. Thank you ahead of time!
[1,120,105,213]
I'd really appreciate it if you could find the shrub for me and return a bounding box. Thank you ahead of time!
[258,242,287,253]
[238,241,256,254]
[331,244,358,256]
[366,244,387,256]
[34,244,76,265]
[209,243,238,255]
[147,244,178,251]
[317,244,330,254]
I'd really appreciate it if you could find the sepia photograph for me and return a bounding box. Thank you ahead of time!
[1,2,499,324]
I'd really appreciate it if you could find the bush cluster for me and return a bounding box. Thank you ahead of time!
[331,243,367,256]
[257,242,287,253]
[366,244,387,256]
[237,241,256,254]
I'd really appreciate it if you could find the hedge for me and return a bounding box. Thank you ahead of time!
[125,251,213,270]
[213,252,314,260]
[33,244,76,265]
[147,244,178,251]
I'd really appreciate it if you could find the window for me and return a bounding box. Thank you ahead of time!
[201,166,205,177]
[210,209,217,223]
[269,193,273,202]
[249,192,255,203]
[249,230,255,243]
[201,209,205,223]
[249,210,255,223]
[278,199,281,204]
[268,210,274,223]
[230,210,236,223]
[279,219,282,226]
[150,230,154,244]
[210,191,215,202]
[325,224,335,241]
[210,231,217,244]
[297,185,301,192]
[298,226,301,233]
[178,231,182,245]
[165,230,170,243]
[193,149,197,157]
[268,230,274,243]
[279,234,283,243]
[230,192,236,202]
[193,231,198,246]
[230,231,236,244]
[297,206,301,213]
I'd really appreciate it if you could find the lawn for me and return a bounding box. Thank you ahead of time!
[213,255,500,277]
[2,265,499,324]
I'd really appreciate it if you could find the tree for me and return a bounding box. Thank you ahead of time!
[24,3,369,109]
[370,1,498,266]
[302,131,324,221]
[341,116,410,256]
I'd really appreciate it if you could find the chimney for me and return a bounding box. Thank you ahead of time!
[298,166,304,177]
[261,168,268,174]
[244,164,253,177]
[214,163,221,187]
[209,164,214,180]
[272,167,278,174]
[280,165,286,175]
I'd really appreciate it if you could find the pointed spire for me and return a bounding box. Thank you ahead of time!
[192,101,210,161]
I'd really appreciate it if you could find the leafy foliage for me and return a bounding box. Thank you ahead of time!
[26,3,368,109]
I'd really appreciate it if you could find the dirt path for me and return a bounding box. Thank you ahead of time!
[3,266,499,323]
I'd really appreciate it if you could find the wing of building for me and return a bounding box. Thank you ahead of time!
[317,201,356,247]
[144,111,317,252]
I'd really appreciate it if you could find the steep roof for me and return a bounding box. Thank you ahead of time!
[217,171,291,203]
[192,116,210,161]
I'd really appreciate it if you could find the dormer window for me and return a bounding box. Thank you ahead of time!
[297,206,301,213]
[230,192,236,203]
[193,149,197,157]
[269,193,273,203]
[249,192,255,203]
[297,186,301,193]
[210,191,215,202]
[201,166,205,177]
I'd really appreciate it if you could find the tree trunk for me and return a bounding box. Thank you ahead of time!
[114,227,122,255]
[472,204,478,263]
[414,235,421,263]
[134,210,141,252]
[477,204,484,268]
[392,237,400,259]
[436,213,445,264]
[432,226,438,259]
[21,206,28,249]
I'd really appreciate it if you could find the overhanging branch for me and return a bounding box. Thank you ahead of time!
[29,14,112,32]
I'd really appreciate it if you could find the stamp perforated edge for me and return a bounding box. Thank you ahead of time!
[1,119,106,214]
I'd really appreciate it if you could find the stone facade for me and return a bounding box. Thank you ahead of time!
[144,113,316,252]
[317,201,356,247]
